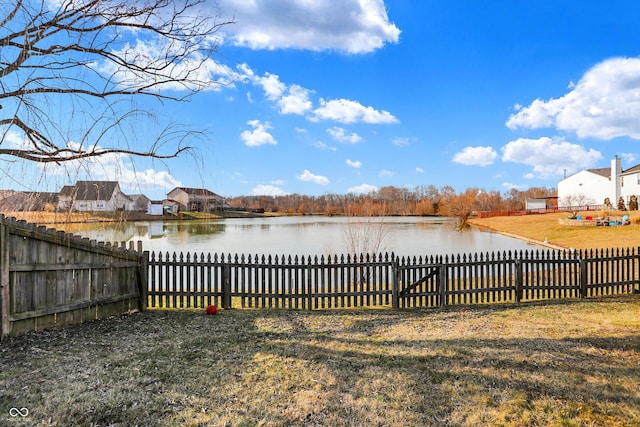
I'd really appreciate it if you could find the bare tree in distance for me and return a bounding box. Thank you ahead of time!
[341,200,391,256]
[561,193,595,218]
[0,0,233,163]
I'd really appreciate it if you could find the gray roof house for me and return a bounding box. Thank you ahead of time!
[58,181,134,212]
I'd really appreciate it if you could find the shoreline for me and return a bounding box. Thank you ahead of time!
[471,222,567,251]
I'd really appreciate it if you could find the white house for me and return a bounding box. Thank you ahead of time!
[58,181,134,212]
[558,156,640,209]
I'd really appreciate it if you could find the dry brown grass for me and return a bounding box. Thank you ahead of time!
[1,211,115,224]
[1,297,639,426]
[470,211,640,250]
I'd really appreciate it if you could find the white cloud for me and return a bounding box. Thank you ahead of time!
[327,127,364,143]
[622,152,638,165]
[240,120,277,147]
[2,130,29,149]
[278,85,313,115]
[218,0,400,54]
[37,141,182,193]
[252,184,289,196]
[392,136,415,146]
[121,169,183,193]
[96,38,243,92]
[313,141,337,151]
[253,71,312,115]
[296,169,330,185]
[347,183,378,194]
[256,72,286,100]
[501,136,602,178]
[452,146,498,166]
[416,167,424,173]
[378,169,394,177]
[502,182,529,191]
[346,159,362,168]
[232,64,397,126]
[313,99,398,124]
[506,57,640,139]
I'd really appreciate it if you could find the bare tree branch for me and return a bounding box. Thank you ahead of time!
[0,0,233,163]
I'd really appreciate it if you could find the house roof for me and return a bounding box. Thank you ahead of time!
[570,162,640,180]
[168,187,222,198]
[586,167,611,178]
[621,163,640,176]
[59,181,126,201]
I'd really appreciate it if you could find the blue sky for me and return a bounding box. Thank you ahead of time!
[6,0,640,200]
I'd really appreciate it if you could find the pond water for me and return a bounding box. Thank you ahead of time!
[59,216,540,257]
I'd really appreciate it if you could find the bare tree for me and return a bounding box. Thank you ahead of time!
[0,0,233,163]
[561,193,595,218]
[342,200,391,256]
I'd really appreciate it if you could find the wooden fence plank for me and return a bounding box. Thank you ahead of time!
[1,215,145,338]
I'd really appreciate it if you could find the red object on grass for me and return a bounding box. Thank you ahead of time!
[206,305,217,315]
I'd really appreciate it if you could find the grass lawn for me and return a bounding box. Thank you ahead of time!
[1,297,639,426]
[469,211,640,250]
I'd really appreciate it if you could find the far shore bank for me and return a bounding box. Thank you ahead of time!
[469,211,640,250]
[0,210,440,225]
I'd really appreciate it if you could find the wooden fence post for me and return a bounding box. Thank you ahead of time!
[0,217,10,339]
[391,255,399,309]
[139,251,149,311]
[222,261,232,309]
[306,262,313,311]
[515,259,523,303]
[579,258,588,299]
[438,264,447,307]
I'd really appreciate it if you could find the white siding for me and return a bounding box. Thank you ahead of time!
[525,199,546,210]
[558,170,610,208]
[621,172,640,204]
[147,202,164,215]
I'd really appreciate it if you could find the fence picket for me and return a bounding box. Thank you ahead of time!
[143,245,640,311]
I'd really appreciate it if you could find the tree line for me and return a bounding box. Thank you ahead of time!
[227,185,557,219]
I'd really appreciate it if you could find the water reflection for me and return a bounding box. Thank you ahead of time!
[55,216,539,257]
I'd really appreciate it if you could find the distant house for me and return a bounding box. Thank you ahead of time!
[163,199,180,215]
[166,187,227,212]
[0,192,59,212]
[147,200,165,216]
[58,181,134,212]
[129,194,151,212]
[525,198,547,211]
[558,156,640,209]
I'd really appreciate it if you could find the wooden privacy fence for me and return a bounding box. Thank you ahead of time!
[0,215,146,338]
[146,247,640,310]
